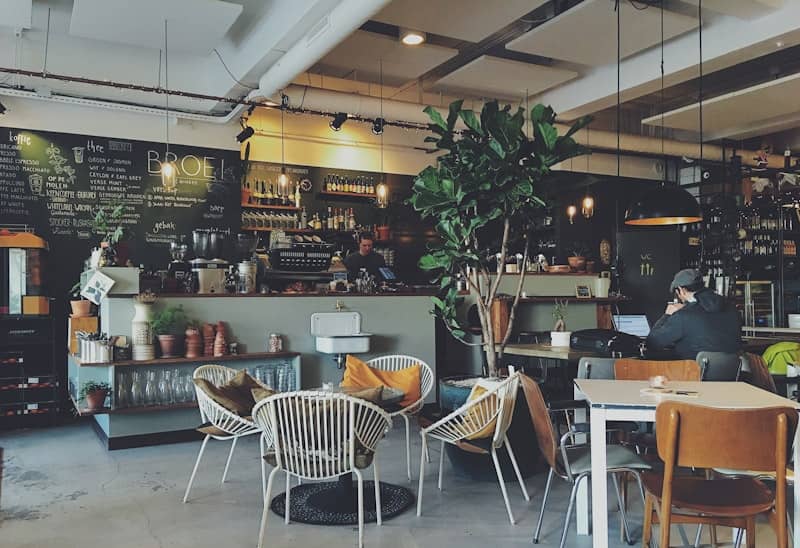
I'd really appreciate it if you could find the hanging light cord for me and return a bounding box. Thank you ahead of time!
[615,0,621,183]
[281,102,285,166]
[380,58,384,175]
[660,0,665,182]
[165,19,170,160]
[698,0,704,168]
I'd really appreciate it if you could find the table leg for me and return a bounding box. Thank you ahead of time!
[794,418,799,548]
[590,406,609,548]
[574,387,589,536]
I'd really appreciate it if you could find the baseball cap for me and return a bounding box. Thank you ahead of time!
[669,268,703,293]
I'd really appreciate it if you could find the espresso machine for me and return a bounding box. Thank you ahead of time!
[191,229,228,293]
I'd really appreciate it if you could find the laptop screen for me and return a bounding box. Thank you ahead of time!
[613,314,651,338]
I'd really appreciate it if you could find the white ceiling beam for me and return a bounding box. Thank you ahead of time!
[533,1,800,121]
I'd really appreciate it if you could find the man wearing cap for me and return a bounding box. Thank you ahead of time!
[646,268,741,360]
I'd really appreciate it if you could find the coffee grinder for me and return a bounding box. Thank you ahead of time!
[167,237,191,292]
[191,228,228,294]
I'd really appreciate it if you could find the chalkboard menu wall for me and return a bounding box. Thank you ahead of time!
[0,126,242,296]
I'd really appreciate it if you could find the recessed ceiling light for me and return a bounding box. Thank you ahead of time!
[776,41,785,48]
[400,29,426,46]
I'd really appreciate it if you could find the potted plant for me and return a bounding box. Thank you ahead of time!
[409,99,590,378]
[568,242,588,272]
[80,381,111,410]
[550,300,571,347]
[150,305,188,358]
[69,282,92,317]
[93,203,130,266]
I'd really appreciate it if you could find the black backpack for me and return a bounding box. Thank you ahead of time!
[570,329,643,358]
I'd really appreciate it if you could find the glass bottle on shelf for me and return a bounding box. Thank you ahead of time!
[348,208,356,230]
[144,369,158,406]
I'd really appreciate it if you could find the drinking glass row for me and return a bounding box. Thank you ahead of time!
[115,367,197,408]
[251,362,296,392]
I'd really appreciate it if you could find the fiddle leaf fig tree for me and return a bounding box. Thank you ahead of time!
[409,99,591,377]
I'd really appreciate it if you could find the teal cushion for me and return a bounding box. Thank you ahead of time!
[560,444,651,476]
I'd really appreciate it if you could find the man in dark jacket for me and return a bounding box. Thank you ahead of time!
[646,269,741,360]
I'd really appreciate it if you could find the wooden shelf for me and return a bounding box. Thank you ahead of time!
[241,203,299,211]
[318,191,375,200]
[73,351,300,368]
[518,296,629,304]
[241,227,312,233]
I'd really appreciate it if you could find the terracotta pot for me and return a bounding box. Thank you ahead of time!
[157,334,182,358]
[85,389,108,410]
[376,225,391,241]
[70,299,92,317]
[184,328,202,358]
[568,256,586,272]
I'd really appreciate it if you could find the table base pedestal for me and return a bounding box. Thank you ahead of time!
[270,480,414,525]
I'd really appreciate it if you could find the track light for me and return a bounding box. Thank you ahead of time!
[400,29,426,46]
[329,112,348,132]
[0,101,6,115]
[236,126,254,143]
[372,117,385,135]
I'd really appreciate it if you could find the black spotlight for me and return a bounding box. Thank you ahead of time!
[236,126,255,143]
[329,112,347,132]
[0,101,6,115]
[372,117,385,135]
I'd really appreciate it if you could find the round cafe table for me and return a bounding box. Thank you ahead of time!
[269,386,415,525]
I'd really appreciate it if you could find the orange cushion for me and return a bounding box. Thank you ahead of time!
[341,355,421,408]
[464,384,498,440]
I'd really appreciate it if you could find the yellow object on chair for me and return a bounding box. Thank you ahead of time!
[342,355,421,408]
[464,384,498,440]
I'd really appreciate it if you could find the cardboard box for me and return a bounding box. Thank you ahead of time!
[22,296,49,315]
[68,316,99,355]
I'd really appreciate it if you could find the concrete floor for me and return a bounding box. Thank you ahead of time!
[0,421,776,547]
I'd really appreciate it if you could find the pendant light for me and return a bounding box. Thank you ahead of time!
[624,0,702,226]
[566,204,577,224]
[581,126,595,219]
[375,59,389,208]
[161,19,177,193]
[278,104,288,193]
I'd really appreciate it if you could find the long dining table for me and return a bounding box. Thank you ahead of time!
[573,379,800,548]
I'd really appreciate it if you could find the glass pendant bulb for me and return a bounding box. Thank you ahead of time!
[161,160,177,192]
[376,181,389,208]
[581,195,594,219]
[566,204,577,224]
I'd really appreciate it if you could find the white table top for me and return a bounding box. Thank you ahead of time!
[575,379,800,410]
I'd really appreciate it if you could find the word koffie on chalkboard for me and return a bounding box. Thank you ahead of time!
[0,127,241,258]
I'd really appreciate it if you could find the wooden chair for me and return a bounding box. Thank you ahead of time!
[252,391,392,548]
[417,371,529,525]
[642,402,798,548]
[519,373,650,548]
[365,354,434,480]
[182,365,264,503]
[614,359,701,382]
[743,352,778,393]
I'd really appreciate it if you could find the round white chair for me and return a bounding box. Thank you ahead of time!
[365,354,434,480]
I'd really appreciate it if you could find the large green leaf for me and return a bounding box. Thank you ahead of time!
[459,110,482,135]
[537,123,559,151]
[424,106,447,130]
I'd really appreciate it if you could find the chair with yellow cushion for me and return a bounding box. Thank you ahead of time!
[342,354,433,480]
[416,370,529,525]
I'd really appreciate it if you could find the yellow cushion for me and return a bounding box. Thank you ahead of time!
[193,370,262,417]
[464,384,498,440]
[341,355,421,408]
[251,386,277,403]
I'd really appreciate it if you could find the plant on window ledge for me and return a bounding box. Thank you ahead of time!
[408,99,591,377]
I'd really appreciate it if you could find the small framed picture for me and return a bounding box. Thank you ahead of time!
[81,270,115,305]
[575,285,592,299]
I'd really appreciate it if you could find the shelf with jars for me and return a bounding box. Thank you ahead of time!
[321,174,378,196]
[241,203,300,211]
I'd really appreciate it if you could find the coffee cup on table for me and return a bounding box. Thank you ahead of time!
[649,375,667,389]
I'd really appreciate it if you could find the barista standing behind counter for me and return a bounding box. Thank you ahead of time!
[344,232,385,280]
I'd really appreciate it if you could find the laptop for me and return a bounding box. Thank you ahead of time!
[613,314,651,338]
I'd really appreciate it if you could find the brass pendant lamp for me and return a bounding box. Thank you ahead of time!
[624,0,702,226]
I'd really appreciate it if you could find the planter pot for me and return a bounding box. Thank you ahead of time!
[550,331,572,347]
[438,376,541,482]
[131,301,154,346]
[85,389,108,410]
[157,334,182,358]
[567,256,586,272]
[70,299,92,318]
[185,328,202,358]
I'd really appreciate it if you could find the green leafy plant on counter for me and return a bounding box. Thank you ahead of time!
[93,202,127,245]
[570,242,589,257]
[552,300,569,332]
[68,281,83,300]
[79,381,111,399]
[408,99,591,377]
[150,305,188,336]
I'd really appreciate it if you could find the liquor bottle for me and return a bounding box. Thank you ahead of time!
[348,208,356,230]
[324,175,330,192]
[338,208,344,231]
[359,176,365,194]
[266,183,274,205]
[294,184,301,208]
[300,207,308,228]
[327,207,333,230]
[259,180,267,206]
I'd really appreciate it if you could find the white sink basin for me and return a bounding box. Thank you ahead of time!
[315,334,371,354]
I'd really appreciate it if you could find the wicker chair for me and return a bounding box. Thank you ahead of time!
[365,354,434,480]
[252,391,392,548]
[182,365,264,503]
[417,370,529,525]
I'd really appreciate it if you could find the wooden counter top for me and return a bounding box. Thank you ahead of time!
[107,290,445,298]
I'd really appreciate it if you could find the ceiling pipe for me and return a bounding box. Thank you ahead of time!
[274,84,789,168]
[253,0,392,100]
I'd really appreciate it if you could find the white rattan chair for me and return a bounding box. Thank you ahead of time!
[365,354,434,480]
[252,391,392,548]
[417,370,530,525]
[182,364,264,503]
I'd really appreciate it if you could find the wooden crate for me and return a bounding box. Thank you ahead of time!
[68,316,99,355]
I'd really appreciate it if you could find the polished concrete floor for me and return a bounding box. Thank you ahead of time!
[0,421,775,547]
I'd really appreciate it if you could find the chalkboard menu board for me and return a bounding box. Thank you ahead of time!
[0,126,242,298]
[0,127,241,272]
[620,229,680,323]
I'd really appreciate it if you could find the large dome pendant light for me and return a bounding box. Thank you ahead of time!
[624,0,702,226]
[160,19,178,193]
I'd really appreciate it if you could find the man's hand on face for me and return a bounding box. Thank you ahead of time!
[676,287,695,302]
[665,302,684,315]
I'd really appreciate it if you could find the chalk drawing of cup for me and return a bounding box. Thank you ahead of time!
[72,147,85,164]
[28,174,43,195]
